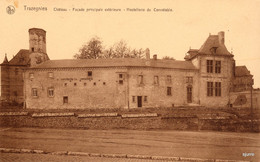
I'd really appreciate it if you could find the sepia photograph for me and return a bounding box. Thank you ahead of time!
[0,0,259,161]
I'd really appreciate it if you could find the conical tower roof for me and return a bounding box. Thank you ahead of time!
[2,53,9,64]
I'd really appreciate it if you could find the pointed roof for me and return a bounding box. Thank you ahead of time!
[198,35,232,55]
[185,32,233,60]
[8,49,30,66]
[2,53,9,64]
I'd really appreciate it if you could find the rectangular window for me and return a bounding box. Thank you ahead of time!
[207,60,213,73]
[48,72,54,78]
[215,61,221,73]
[63,96,68,104]
[64,83,67,87]
[132,96,135,102]
[167,87,172,96]
[29,73,34,79]
[186,77,193,84]
[32,88,38,97]
[154,76,159,85]
[118,74,124,84]
[144,96,147,102]
[166,75,172,84]
[215,82,221,96]
[48,88,54,97]
[88,71,92,77]
[207,82,213,96]
[138,75,143,84]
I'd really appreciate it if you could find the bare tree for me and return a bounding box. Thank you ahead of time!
[162,56,176,60]
[74,37,146,59]
[73,36,103,59]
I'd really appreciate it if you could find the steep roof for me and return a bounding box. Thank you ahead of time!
[8,49,30,66]
[235,66,252,77]
[185,32,233,60]
[32,58,197,70]
[198,35,232,55]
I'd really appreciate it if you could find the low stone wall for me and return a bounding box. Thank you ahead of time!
[0,112,259,132]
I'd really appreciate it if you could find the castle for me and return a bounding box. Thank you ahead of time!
[0,28,259,109]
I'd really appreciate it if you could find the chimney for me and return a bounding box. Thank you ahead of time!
[145,48,150,59]
[218,31,225,45]
[153,54,157,60]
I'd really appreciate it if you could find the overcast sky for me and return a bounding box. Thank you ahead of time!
[1,0,260,88]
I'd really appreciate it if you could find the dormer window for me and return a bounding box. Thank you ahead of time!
[210,47,218,54]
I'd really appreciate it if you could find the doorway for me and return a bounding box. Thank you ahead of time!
[187,86,192,103]
[137,96,142,107]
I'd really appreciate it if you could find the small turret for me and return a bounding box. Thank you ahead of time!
[2,53,9,64]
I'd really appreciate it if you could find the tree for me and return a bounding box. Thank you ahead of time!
[73,36,103,59]
[74,37,146,59]
[162,56,176,60]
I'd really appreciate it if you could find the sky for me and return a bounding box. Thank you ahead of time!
[0,0,260,88]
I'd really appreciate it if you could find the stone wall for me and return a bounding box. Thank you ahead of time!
[0,112,259,132]
[25,66,200,109]
[230,90,260,109]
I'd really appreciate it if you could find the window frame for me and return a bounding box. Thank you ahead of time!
[215,61,221,73]
[32,88,38,97]
[132,96,136,102]
[186,76,193,84]
[144,96,148,102]
[138,75,144,85]
[29,73,34,79]
[48,72,54,78]
[207,60,213,73]
[47,88,54,97]
[167,87,172,96]
[215,82,221,96]
[154,76,159,85]
[207,82,213,97]
[63,96,68,104]
[87,71,92,77]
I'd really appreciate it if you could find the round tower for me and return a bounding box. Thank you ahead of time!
[28,28,46,53]
[28,28,49,67]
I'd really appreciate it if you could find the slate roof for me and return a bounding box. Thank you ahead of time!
[235,66,252,77]
[32,58,197,70]
[198,35,232,55]
[185,32,233,60]
[8,49,30,66]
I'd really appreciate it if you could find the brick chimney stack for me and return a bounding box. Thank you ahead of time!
[218,31,225,45]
